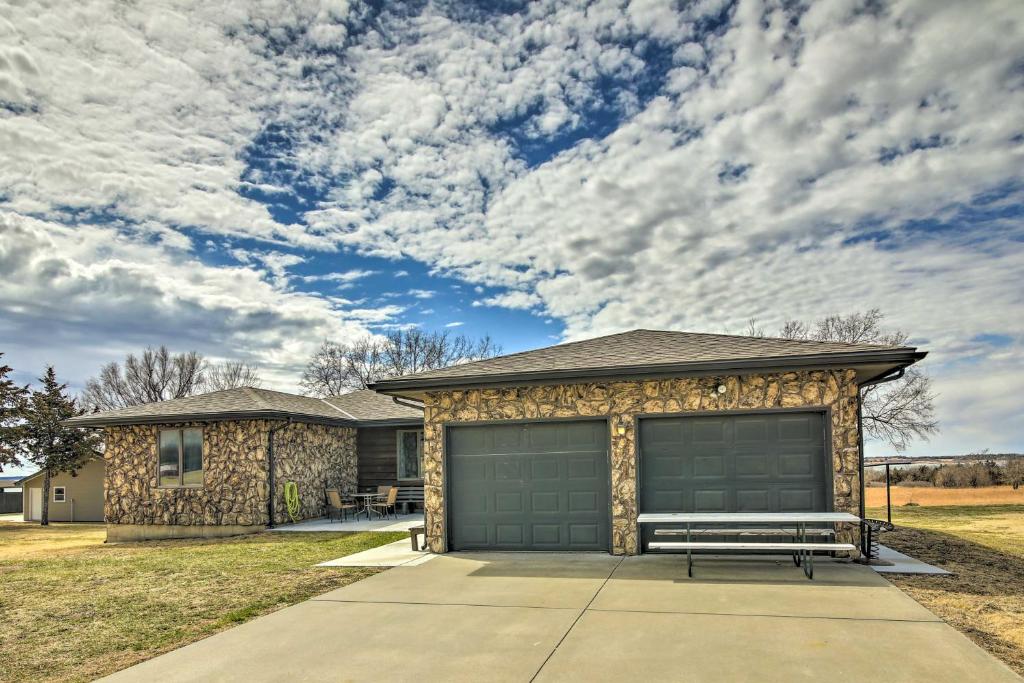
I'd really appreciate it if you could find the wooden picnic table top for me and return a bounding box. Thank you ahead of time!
[637,512,861,524]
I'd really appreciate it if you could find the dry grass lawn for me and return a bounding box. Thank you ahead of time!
[865,485,1024,508]
[868,504,1024,676]
[0,522,406,682]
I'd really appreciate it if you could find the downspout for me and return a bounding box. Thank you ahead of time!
[857,368,906,521]
[391,396,425,411]
[266,418,293,529]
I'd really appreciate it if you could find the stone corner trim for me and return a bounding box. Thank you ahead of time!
[421,370,861,555]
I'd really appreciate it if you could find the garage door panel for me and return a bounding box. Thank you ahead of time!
[645,421,683,443]
[778,416,814,440]
[693,454,726,478]
[566,422,603,449]
[778,452,815,476]
[568,490,598,513]
[569,524,599,547]
[495,458,523,480]
[693,489,728,511]
[640,412,829,550]
[494,427,524,452]
[734,418,767,442]
[530,491,560,513]
[736,489,771,511]
[652,490,685,510]
[530,457,559,480]
[495,524,524,545]
[649,454,684,477]
[567,455,599,479]
[735,453,769,476]
[692,420,728,442]
[779,488,816,511]
[495,492,523,513]
[449,421,609,551]
[532,524,561,545]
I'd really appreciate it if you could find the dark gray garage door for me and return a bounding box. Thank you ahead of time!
[639,412,829,548]
[448,421,610,551]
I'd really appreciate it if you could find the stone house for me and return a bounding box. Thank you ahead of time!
[67,388,422,541]
[69,329,925,550]
[369,330,926,555]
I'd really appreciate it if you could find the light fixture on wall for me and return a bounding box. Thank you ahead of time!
[616,425,627,436]
[717,384,727,394]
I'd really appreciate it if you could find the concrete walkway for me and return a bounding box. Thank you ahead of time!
[872,543,952,575]
[102,553,1020,683]
[317,539,436,567]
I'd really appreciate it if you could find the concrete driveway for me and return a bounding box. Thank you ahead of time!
[103,553,1020,682]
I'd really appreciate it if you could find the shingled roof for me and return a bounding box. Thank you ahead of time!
[371,329,925,392]
[323,389,422,423]
[66,387,421,428]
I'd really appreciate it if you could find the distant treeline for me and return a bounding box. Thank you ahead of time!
[868,460,1024,489]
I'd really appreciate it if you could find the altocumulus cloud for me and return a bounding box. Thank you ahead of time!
[0,0,1022,457]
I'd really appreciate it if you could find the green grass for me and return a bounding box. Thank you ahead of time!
[0,523,406,682]
[867,504,1024,676]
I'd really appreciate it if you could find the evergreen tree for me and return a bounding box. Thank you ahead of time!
[0,353,28,472]
[20,366,101,525]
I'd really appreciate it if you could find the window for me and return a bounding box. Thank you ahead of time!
[53,486,66,503]
[159,428,204,487]
[397,430,424,480]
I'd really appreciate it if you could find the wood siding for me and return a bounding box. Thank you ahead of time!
[357,426,423,491]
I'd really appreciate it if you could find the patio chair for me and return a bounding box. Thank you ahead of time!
[369,487,399,520]
[326,488,357,522]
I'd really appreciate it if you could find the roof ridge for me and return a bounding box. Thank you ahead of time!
[243,386,271,410]
[400,328,643,376]
[650,329,905,349]
[319,397,357,420]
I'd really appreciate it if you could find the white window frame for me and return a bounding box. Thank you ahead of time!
[396,429,424,481]
[53,486,66,503]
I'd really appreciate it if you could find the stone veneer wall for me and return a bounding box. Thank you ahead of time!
[271,423,357,524]
[104,419,357,540]
[422,370,862,555]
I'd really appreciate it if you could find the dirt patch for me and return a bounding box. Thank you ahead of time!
[882,525,1024,677]
[866,485,1024,508]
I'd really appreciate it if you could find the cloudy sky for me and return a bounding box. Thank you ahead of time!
[2,0,1023,472]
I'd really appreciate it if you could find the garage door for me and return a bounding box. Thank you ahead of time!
[448,421,610,551]
[639,412,829,548]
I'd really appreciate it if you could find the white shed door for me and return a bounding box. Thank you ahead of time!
[28,488,42,520]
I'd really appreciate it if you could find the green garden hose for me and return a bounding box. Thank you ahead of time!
[284,481,300,523]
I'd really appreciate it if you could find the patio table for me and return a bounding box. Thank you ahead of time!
[351,492,384,521]
[638,512,860,579]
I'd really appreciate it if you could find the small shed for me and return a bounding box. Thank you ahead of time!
[18,458,105,522]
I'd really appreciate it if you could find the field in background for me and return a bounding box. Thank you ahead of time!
[0,522,406,682]
[865,485,1024,508]
[869,504,1024,675]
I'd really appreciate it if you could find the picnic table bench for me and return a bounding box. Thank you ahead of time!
[638,512,860,579]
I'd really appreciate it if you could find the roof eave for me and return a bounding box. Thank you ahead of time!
[370,349,927,394]
[63,409,361,429]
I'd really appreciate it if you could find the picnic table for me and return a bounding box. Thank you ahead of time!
[637,512,860,579]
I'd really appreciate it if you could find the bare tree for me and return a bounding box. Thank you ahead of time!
[301,330,501,397]
[202,361,263,392]
[82,346,207,410]
[776,309,938,451]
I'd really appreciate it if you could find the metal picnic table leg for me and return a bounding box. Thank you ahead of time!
[686,522,692,578]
